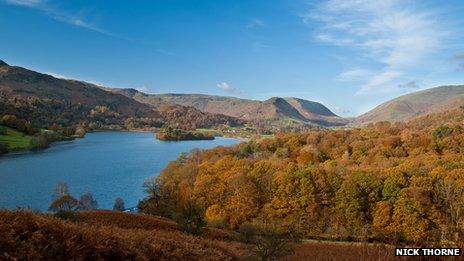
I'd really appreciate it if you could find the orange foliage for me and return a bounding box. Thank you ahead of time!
[140,109,464,245]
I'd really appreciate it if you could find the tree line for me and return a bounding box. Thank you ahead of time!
[0,92,242,134]
[49,182,126,213]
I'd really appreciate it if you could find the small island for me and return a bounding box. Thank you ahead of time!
[156,127,215,141]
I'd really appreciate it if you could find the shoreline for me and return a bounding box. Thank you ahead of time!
[1,130,242,157]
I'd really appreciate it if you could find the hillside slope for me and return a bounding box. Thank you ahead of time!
[112,90,348,126]
[357,85,464,124]
[0,210,246,260]
[0,60,242,129]
[0,60,150,117]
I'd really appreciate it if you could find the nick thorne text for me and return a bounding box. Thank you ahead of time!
[395,248,461,256]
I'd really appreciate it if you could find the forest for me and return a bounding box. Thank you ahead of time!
[139,108,464,247]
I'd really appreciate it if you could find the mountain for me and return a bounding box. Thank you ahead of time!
[0,60,242,129]
[0,60,149,117]
[110,90,348,126]
[357,85,464,124]
[0,59,345,129]
[283,97,347,126]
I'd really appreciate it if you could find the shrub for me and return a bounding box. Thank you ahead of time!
[174,201,206,235]
[53,210,84,222]
[241,222,299,261]
[238,222,259,244]
[208,217,228,229]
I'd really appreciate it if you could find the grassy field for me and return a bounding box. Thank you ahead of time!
[0,126,32,151]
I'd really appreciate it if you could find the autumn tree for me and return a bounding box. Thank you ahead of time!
[137,108,464,245]
[49,195,79,212]
[391,188,441,244]
[434,175,464,242]
[335,172,382,234]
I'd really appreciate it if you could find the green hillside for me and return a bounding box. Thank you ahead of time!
[0,126,32,151]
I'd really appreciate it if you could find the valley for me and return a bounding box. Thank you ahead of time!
[1,58,464,259]
[3,1,464,259]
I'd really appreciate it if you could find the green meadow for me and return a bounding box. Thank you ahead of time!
[0,126,32,151]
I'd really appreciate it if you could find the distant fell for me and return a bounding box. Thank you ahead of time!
[0,60,243,129]
[113,90,348,126]
[357,85,464,124]
[0,62,149,117]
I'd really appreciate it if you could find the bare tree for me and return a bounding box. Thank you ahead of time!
[78,192,98,210]
[113,197,125,211]
[52,182,69,201]
[435,178,464,228]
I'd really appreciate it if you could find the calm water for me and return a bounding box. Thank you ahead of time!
[0,131,239,211]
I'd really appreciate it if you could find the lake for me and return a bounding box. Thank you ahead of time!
[0,131,240,211]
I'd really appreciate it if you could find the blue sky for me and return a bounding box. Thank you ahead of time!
[1,0,463,116]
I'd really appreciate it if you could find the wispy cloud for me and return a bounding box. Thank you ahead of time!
[156,49,177,57]
[216,82,244,96]
[1,0,114,36]
[398,80,420,89]
[4,0,42,7]
[246,18,265,29]
[337,68,371,82]
[306,0,447,95]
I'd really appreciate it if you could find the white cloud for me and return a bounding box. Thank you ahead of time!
[356,70,402,95]
[217,82,233,91]
[216,82,243,95]
[307,0,446,94]
[4,0,42,7]
[1,0,112,36]
[337,68,371,82]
